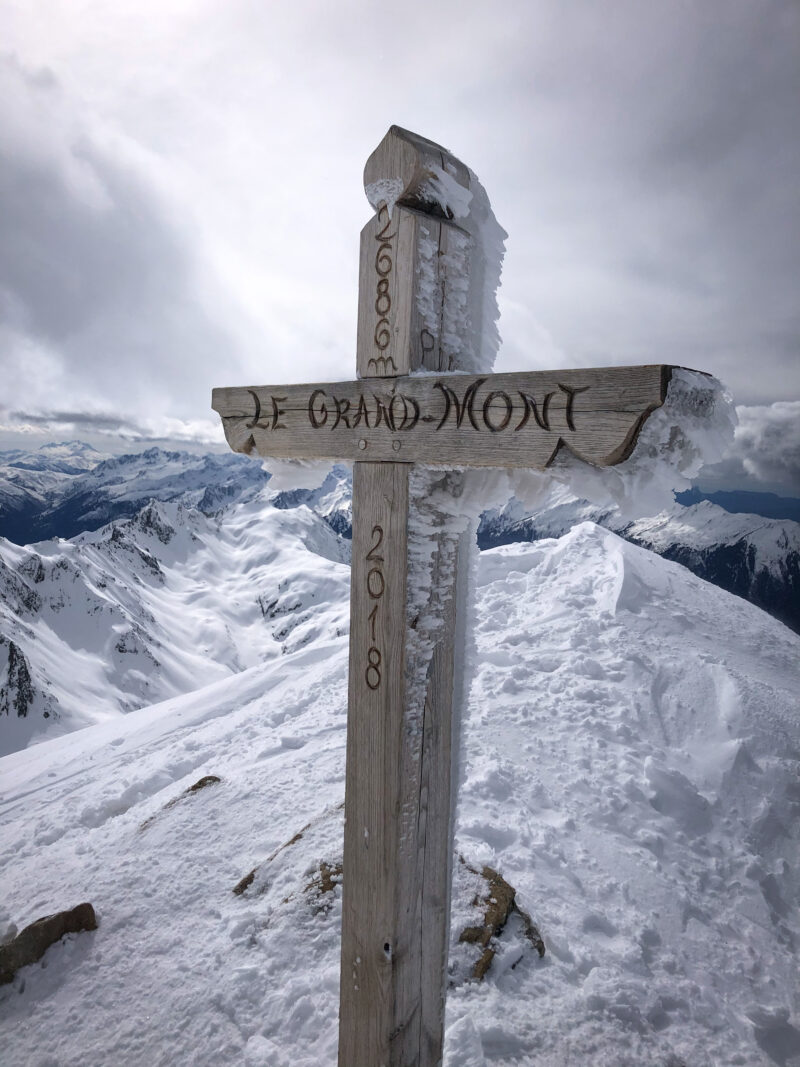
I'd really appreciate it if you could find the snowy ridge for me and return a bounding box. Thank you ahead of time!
[1,521,798,1065]
[479,484,800,634]
[271,464,353,537]
[279,470,800,632]
[625,498,800,563]
[2,454,797,756]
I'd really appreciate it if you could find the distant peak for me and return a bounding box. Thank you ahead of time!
[38,441,99,453]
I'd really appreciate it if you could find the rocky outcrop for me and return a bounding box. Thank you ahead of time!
[0,903,97,985]
[457,859,545,980]
[139,775,221,831]
[0,637,36,718]
[0,558,42,616]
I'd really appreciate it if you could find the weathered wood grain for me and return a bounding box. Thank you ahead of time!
[338,127,490,1067]
[363,125,470,218]
[339,462,469,1067]
[339,460,410,1066]
[391,473,472,1065]
[212,364,672,468]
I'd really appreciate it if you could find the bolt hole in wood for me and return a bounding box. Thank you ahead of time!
[210,124,704,1067]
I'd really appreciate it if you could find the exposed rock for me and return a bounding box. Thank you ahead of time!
[233,867,257,896]
[186,775,220,793]
[135,504,175,544]
[231,829,543,982]
[304,861,343,915]
[233,825,309,896]
[457,858,545,980]
[0,903,97,986]
[18,555,46,585]
[0,558,42,615]
[139,775,221,831]
[232,803,345,897]
[0,638,35,718]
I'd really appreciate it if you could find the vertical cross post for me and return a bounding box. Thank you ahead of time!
[338,127,479,1066]
[210,126,688,1067]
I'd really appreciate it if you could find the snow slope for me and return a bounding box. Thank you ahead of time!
[1,522,798,1066]
[479,484,800,634]
[0,493,349,755]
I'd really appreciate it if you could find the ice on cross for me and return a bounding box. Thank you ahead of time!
[212,125,729,1067]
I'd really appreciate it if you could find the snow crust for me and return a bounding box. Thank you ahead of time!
[1,509,798,1066]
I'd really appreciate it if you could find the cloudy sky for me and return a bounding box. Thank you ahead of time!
[1,0,798,493]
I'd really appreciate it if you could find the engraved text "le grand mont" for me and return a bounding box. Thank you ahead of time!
[249,379,590,435]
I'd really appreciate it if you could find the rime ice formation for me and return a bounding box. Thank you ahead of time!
[482,368,738,521]
[404,157,507,377]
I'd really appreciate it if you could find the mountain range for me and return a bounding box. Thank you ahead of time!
[1,456,797,1064]
[1,441,798,755]
[0,442,270,545]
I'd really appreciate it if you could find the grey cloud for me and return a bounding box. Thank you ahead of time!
[0,54,240,420]
[471,2,800,404]
[7,410,144,435]
[734,402,800,492]
[4,405,222,446]
[698,401,800,496]
[1,1,798,457]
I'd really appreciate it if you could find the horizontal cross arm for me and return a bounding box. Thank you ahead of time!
[211,365,674,469]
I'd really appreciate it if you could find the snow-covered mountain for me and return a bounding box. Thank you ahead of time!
[1,511,797,1065]
[0,442,270,545]
[0,492,350,755]
[478,485,800,634]
[2,443,798,634]
[0,442,107,544]
[2,447,799,756]
[277,469,800,633]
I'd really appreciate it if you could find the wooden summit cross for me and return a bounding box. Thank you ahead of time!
[212,127,681,1066]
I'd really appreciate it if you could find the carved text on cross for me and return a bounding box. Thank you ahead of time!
[216,366,671,469]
